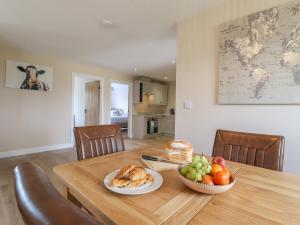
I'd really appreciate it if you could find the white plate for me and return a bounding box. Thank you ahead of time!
[104,168,163,195]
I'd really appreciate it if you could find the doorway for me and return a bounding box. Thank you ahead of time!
[110,81,130,138]
[72,73,104,143]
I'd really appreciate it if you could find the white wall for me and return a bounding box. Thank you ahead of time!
[0,46,133,153]
[111,82,129,113]
[74,76,96,126]
[176,0,300,175]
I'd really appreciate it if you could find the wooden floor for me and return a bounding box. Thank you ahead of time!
[0,136,171,225]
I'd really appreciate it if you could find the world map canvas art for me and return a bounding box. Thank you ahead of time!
[218,1,300,104]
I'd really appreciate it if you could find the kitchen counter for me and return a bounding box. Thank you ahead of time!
[132,113,175,139]
[133,113,175,117]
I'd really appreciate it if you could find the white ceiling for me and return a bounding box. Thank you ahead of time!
[0,0,222,81]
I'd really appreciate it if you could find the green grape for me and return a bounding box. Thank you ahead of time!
[203,164,209,170]
[196,167,203,173]
[196,162,202,169]
[191,161,202,169]
[201,156,209,164]
[189,169,196,176]
[192,155,201,163]
[190,172,197,181]
[205,165,212,174]
[185,155,210,182]
[190,172,201,181]
[195,173,202,182]
[190,161,198,168]
[186,172,193,180]
[189,167,196,173]
[197,173,203,182]
[180,165,190,176]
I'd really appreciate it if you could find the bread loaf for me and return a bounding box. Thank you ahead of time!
[165,140,193,162]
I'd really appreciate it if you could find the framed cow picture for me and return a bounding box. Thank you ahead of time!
[5,60,53,92]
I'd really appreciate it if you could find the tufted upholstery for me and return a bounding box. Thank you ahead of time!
[74,125,125,160]
[212,129,284,171]
[14,162,102,225]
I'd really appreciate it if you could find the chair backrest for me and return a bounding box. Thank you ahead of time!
[14,162,102,225]
[74,125,125,160]
[212,129,285,171]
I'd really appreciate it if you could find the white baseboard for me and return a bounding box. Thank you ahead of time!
[0,143,73,158]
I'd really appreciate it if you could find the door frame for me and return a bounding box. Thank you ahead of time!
[109,79,133,138]
[71,72,105,144]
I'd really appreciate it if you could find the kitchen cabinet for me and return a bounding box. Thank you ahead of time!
[149,85,168,105]
[158,115,175,135]
[133,81,143,104]
[161,85,168,105]
[133,81,168,105]
[132,114,174,139]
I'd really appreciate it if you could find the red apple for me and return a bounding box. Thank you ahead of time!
[212,156,226,168]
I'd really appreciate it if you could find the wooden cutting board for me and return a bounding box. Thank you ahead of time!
[140,157,180,171]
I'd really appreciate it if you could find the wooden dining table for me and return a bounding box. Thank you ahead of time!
[53,147,300,225]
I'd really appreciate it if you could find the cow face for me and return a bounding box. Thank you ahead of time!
[18,65,48,91]
[17,65,45,83]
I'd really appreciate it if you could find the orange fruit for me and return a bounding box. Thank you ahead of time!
[202,175,214,185]
[223,167,231,178]
[210,164,223,176]
[213,170,230,185]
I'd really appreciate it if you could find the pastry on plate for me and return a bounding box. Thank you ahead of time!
[128,167,147,181]
[111,178,131,188]
[126,174,153,188]
[115,164,135,179]
[111,164,154,189]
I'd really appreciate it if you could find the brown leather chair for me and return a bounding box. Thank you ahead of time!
[14,162,103,225]
[74,125,125,160]
[212,129,284,171]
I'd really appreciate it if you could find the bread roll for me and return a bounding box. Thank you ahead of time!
[165,140,193,162]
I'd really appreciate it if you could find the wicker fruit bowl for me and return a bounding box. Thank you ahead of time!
[176,165,237,194]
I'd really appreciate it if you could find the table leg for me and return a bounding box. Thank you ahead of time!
[67,189,83,208]
[65,188,116,225]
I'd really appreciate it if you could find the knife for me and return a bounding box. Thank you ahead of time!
[141,155,185,165]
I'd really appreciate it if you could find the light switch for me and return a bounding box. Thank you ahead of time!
[184,101,193,110]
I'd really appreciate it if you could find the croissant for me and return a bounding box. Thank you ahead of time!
[111,178,131,188]
[126,174,153,188]
[128,167,147,181]
[115,164,135,179]
[112,164,154,188]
